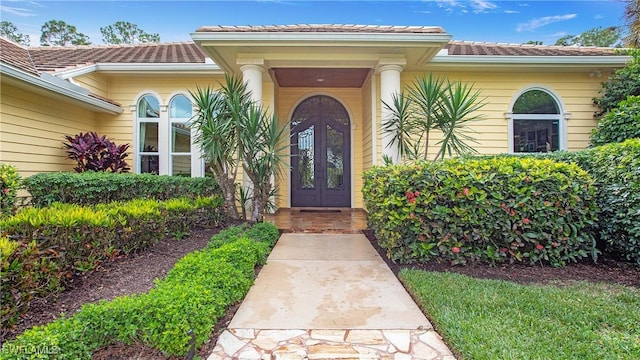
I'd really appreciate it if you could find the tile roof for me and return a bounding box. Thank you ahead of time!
[0,37,39,75]
[1,31,626,77]
[446,41,619,56]
[27,41,208,73]
[195,24,446,33]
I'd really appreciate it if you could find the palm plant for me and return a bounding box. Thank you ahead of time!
[382,73,486,162]
[190,74,287,222]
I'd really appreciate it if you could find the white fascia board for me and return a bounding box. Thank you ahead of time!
[191,32,452,45]
[55,63,222,78]
[94,63,222,73]
[430,55,631,67]
[1,63,123,114]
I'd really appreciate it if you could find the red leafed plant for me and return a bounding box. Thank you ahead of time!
[63,132,130,173]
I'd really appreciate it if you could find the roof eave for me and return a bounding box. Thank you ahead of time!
[430,55,631,67]
[190,31,452,44]
[54,63,222,78]
[1,63,123,114]
[191,31,452,74]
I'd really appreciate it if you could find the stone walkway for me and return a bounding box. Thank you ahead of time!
[207,233,456,359]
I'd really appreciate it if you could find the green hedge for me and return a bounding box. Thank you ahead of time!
[363,157,599,267]
[0,222,279,359]
[0,196,225,328]
[590,95,640,147]
[23,172,220,207]
[544,139,640,265]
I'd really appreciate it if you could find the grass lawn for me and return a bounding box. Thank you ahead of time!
[400,269,640,360]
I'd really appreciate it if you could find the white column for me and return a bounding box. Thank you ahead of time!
[240,64,264,105]
[239,63,265,215]
[378,63,404,164]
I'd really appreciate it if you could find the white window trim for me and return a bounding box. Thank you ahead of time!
[506,86,571,154]
[133,92,166,174]
[168,93,203,177]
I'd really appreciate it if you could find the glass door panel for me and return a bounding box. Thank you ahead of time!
[297,125,315,189]
[326,125,344,190]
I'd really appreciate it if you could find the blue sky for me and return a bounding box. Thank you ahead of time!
[0,0,628,46]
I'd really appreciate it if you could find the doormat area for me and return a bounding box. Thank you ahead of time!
[299,209,342,213]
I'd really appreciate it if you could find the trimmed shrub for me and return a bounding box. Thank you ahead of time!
[0,196,225,328]
[590,95,640,147]
[0,164,21,217]
[363,157,599,267]
[23,172,220,207]
[545,139,640,265]
[0,222,279,359]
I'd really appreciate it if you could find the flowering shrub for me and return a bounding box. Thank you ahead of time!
[363,157,599,267]
[0,164,21,217]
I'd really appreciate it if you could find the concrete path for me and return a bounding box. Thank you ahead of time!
[208,233,456,359]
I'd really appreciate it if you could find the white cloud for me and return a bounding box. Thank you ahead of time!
[471,0,498,14]
[416,10,432,14]
[434,0,463,13]
[0,5,36,16]
[517,14,577,32]
[504,9,520,14]
[594,14,604,20]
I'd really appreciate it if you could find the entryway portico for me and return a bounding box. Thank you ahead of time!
[191,25,452,209]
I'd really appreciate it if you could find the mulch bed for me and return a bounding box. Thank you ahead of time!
[1,226,243,360]
[363,229,640,288]
[2,227,638,359]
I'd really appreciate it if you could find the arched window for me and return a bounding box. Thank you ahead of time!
[137,94,160,174]
[511,89,563,153]
[169,94,192,176]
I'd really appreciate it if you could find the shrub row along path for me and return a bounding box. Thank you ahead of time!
[3,226,639,358]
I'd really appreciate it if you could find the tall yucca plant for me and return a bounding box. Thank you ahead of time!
[382,73,486,161]
[190,75,252,220]
[241,104,288,222]
[190,74,287,222]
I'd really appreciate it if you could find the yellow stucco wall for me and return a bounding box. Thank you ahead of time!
[361,72,374,171]
[0,81,98,177]
[387,70,607,159]
[73,72,110,99]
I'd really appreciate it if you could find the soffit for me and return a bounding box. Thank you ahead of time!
[272,68,371,88]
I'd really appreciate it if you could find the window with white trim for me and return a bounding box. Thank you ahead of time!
[169,94,192,176]
[135,92,202,177]
[137,94,160,174]
[511,89,562,153]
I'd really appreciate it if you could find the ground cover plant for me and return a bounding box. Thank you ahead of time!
[400,270,640,360]
[363,156,599,266]
[0,222,279,359]
[0,196,224,329]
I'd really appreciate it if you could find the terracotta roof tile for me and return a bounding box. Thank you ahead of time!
[27,41,208,73]
[0,37,39,75]
[446,41,620,56]
[196,24,446,34]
